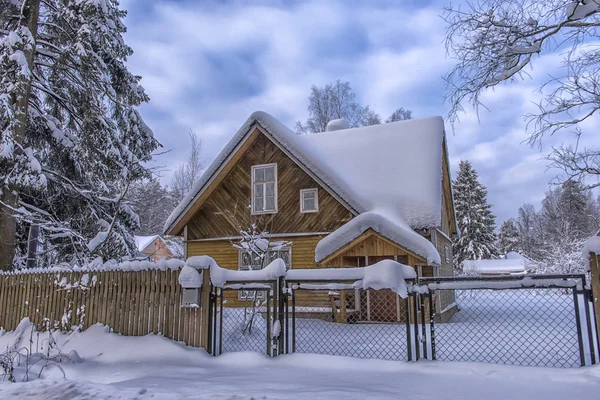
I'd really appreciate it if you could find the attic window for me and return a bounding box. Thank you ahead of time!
[251,164,277,214]
[300,188,318,213]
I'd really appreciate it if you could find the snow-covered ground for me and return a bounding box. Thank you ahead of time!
[1,319,599,399]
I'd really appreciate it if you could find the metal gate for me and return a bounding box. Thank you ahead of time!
[285,279,417,361]
[419,274,598,368]
[209,279,284,357]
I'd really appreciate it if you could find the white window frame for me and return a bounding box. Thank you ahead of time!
[444,245,450,264]
[237,248,292,300]
[300,188,319,213]
[251,163,278,215]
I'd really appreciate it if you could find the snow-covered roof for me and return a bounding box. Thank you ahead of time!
[463,256,531,275]
[315,212,441,265]
[165,111,446,234]
[134,235,161,252]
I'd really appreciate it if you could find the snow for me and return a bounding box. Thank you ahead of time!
[210,258,287,287]
[426,277,578,290]
[86,231,108,252]
[0,318,598,399]
[287,260,416,298]
[463,258,528,275]
[178,265,202,288]
[185,255,217,270]
[315,212,441,265]
[165,111,446,235]
[0,258,185,275]
[567,0,600,21]
[325,118,350,131]
[583,235,600,260]
[134,235,160,252]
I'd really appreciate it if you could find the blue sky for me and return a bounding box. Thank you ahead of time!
[121,0,598,224]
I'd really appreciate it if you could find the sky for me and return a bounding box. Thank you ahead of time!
[121,0,599,224]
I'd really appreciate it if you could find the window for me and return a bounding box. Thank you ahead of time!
[444,246,450,264]
[238,248,291,299]
[300,188,318,213]
[251,164,277,214]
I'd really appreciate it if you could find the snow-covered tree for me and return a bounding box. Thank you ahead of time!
[126,178,177,236]
[170,131,204,202]
[498,219,521,255]
[452,160,499,272]
[443,0,600,186]
[0,0,159,268]
[386,107,413,122]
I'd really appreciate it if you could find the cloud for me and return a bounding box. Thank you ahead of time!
[122,0,588,225]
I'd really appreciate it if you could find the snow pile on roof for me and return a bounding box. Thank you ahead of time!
[326,119,350,131]
[210,258,287,287]
[303,116,444,228]
[287,260,417,298]
[134,235,160,252]
[463,256,529,275]
[165,111,445,234]
[178,265,202,288]
[315,212,441,265]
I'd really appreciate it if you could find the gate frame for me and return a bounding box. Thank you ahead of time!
[418,273,597,367]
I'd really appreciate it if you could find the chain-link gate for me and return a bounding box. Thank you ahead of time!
[420,274,598,368]
[285,280,417,361]
[209,280,284,356]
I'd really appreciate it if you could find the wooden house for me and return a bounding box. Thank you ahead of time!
[135,235,183,261]
[165,112,458,320]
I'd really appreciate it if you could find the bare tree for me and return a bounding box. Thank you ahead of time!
[386,107,413,122]
[170,131,204,201]
[444,0,600,186]
[295,80,382,134]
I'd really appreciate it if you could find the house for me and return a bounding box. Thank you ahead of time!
[462,252,534,276]
[134,235,183,261]
[164,111,458,320]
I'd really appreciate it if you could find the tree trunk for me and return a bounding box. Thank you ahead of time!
[26,223,39,268]
[0,0,40,270]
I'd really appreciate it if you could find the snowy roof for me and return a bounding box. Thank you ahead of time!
[165,111,446,236]
[315,212,441,265]
[134,235,161,252]
[463,256,531,275]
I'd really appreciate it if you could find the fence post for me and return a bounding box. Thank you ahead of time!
[277,277,285,356]
[429,291,436,360]
[420,293,427,360]
[573,287,586,366]
[590,252,600,352]
[405,296,412,361]
[200,268,212,351]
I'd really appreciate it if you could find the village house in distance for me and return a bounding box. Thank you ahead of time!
[165,111,458,320]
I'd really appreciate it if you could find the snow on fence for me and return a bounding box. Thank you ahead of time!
[0,260,204,347]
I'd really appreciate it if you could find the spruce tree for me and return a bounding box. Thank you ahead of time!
[498,219,520,255]
[0,0,159,268]
[452,160,499,272]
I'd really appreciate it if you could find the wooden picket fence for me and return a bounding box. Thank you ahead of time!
[0,269,202,347]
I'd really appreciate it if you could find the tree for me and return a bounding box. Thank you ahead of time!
[498,219,521,255]
[0,0,159,268]
[126,178,177,235]
[443,0,600,186]
[452,160,499,271]
[170,131,204,202]
[386,107,413,122]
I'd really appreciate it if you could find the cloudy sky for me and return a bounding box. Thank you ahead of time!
[121,0,597,224]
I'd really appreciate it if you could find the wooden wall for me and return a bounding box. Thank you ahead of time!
[143,238,174,261]
[0,270,203,347]
[187,131,352,240]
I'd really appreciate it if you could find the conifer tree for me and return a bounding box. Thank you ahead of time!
[452,160,499,272]
[498,219,520,255]
[0,0,159,268]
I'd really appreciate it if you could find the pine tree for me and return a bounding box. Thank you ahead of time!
[452,160,499,272]
[498,219,520,255]
[0,0,159,268]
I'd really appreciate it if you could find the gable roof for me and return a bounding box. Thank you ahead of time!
[134,235,163,253]
[164,111,447,238]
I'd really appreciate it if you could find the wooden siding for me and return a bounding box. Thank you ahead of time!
[142,238,173,261]
[187,130,352,240]
[440,140,457,236]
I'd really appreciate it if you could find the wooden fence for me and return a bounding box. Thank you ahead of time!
[0,269,203,347]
